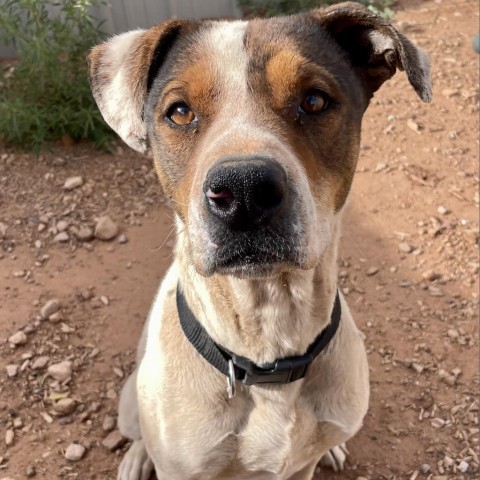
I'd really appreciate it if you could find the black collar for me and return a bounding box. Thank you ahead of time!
[176,284,341,391]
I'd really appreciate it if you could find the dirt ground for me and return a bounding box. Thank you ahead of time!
[0,1,478,479]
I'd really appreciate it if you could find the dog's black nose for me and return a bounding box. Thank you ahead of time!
[204,157,287,230]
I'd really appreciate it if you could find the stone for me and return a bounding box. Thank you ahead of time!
[64,443,86,461]
[94,216,119,241]
[63,176,83,191]
[9,331,27,346]
[72,225,94,242]
[0,222,7,238]
[48,360,73,382]
[102,415,116,432]
[48,312,63,324]
[422,270,442,281]
[398,242,413,253]
[56,220,69,232]
[5,429,14,446]
[40,299,61,319]
[117,233,128,244]
[366,266,379,276]
[54,232,69,243]
[101,430,127,451]
[53,398,76,415]
[26,466,36,477]
[437,206,449,215]
[6,365,18,377]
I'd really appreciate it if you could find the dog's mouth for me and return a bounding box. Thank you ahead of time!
[201,229,300,278]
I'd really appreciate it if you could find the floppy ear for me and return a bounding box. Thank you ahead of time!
[313,2,432,102]
[88,20,191,153]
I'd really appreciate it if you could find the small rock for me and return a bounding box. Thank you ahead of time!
[422,270,442,281]
[0,222,7,238]
[94,216,119,241]
[56,220,69,232]
[48,360,73,382]
[447,329,459,339]
[9,331,27,346]
[419,464,430,474]
[63,176,83,191]
[72,225,94,242]
[64,443,86,461]
[411,362,424,374]
[451,367,462,377]
[48,311,63,324]
[40,299,61,319]
[6,365,19,377]
[117,233,128,244]
[458,460,469,473]
[5,429,14,446]
[428,285,444,297]
[13,417,23,429]
[407,118,421,133]
[375,161,388,172]
[102,430,127,451]
[100,295,109,306]
[398,242,413,253]
[366,266,379,276]
[54,232,70,243]
[26,465,36,477]
[431,417,445,429]
[53,398,76,415]
[437,206,449,215]
[102,415,116,432]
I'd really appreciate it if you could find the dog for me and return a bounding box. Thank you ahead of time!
[88,3,431,479]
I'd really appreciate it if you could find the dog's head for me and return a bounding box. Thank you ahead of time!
[88,2,431,278]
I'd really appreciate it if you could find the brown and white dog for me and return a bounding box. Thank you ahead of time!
[88,3,431,479]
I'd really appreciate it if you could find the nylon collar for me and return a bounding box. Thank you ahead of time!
[176,284,341,391]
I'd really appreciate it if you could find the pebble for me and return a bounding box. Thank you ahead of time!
[6,365,19,377]
[94,215,119,241]
[56,220,69,232]
[72,225,94,242]
[101,430,127,451]
[100,295,110,306]
[63,176,83,191]
[47,360,73,382]
[431,417,445,429]
[447,329,459,339]
[64,443,86,461]
[5,429,14,446]
[40,299,61,319]
[366,266,379,276]
[422,269,442,281]
[53,398,76,415]
[428,285,444,297]
[458,460,469,473]
[48,311,63,324]
[54,232,70,243]
[117,233,128,244]
[26,465,36,477]
[437,206,449,215]
[398,242,413,253]
[375,161,388,172]
[102,415,116,432]
[9,331,27,346]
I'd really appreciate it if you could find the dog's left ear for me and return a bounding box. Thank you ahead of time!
[88,20,192,153]
[312,2,432,102]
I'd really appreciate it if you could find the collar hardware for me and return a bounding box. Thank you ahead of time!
[176,284,341,390]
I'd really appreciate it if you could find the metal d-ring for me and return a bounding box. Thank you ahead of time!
[226,359,236,399]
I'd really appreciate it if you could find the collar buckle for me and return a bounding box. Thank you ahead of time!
[232,354,313,386]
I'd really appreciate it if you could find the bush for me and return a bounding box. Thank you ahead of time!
[0,0,112,152]
[237,0,395,19]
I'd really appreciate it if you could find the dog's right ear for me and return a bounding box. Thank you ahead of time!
[88,20,191,153]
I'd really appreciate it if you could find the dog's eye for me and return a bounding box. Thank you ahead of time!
[299,90,328,114]
[167,102,197,125]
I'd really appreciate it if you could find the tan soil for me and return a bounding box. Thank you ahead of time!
[0,1,478,479]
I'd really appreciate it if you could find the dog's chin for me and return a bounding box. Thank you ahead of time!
[194,252,305,279]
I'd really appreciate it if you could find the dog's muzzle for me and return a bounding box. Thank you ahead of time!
[200,156,298,276]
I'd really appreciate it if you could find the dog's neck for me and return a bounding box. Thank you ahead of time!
[176,224,340,366]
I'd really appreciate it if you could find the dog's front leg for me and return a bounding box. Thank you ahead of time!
[118,439,154,480]
[117,368,154,480]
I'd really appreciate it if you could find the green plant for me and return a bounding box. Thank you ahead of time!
[0,0,112,152]
[237,0,395,19]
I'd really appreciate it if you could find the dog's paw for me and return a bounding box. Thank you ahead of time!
[118,440,154,480]
[319,443,348,472]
